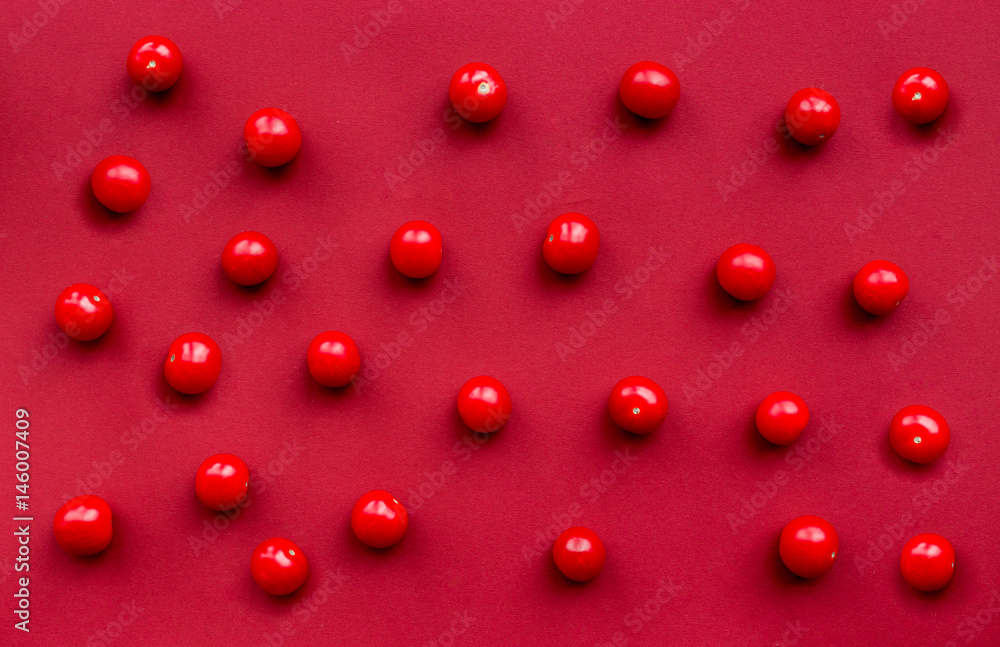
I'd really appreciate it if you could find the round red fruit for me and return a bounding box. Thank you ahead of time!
[222,231,278,286]
[889,405,949,464]
[54,283,113,341]
[244,108,302,167]
[756,391,809,445]
[457,376,511,433]
[91,155,151,213]
[195,454,249,511]
[608,376,668,434]
[779,515,838,578]
[892,68,949,124]
[619,61,680,119]
[307,331,361,388]
[351,490,409,549]
[164,332,222,394]
[126,35,183,92]
[53,495,113,556]
[448,63,508,123]
[543,213,600,274]
[785,88,841,145]
[553,526,606,582]
[251,537,308,595]
[390,221,442,278]
[716,243,775,301]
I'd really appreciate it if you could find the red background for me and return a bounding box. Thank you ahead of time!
[2,0,999,645]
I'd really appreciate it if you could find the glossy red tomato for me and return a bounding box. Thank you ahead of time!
[244,108,302,167]
[619,61,680,119]
[889,405,950,464]
[221,231,278,286]
[251,537,308,595]
[853,260,909,315]
[784,88,841,145]
[457,376,511,433]
[553,526,606,582]
[542,213,600,274]
[756,391,809,445]
[892,68,949,124]
[716,243,776,301]
[351,490,409,549]
[779,515,838,578]
[608,376,668,434]
[195,454,249,511]
[389,221,442,279]
[307,331,361,387]
[164,332,222,394]
[53,495,113,556]
[900,533,955,591]
[448,62,508,123]
[91,155,151,213]
[126,35,183,92]
[54,283,113,341]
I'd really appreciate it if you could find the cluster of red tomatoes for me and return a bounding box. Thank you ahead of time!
[53,35,956,594]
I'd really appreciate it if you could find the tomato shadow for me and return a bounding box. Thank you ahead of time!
[302,363,359,404]
[744,409,785,457]
[886,101,959,143]
[841,280,886,329]
[766,532,826,590]
[115,75,185,111]
[774,112,827,162]
[440,97,504,145]
[598,405,658,451]
[612,96,675,135]
[705,267,767,317]
[154,369,214,409]
[80,180,143,232]
[382,249,442,296]
[876,433,936,478]
[535,249,592,290]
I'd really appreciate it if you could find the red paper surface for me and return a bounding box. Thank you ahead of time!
[1,0,999,645]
